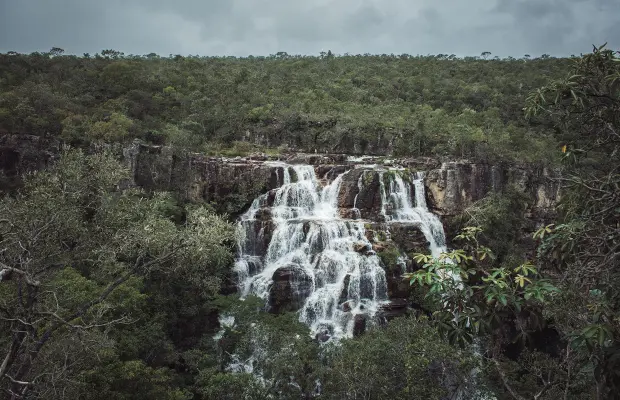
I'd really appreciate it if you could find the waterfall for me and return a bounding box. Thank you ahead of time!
[350,170,365,220]
[382,170,448,258]
[235,163,387,340]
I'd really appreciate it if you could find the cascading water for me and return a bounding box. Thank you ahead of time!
[230,163,493,397]
[235,163,387,340]
[382,170,449,258]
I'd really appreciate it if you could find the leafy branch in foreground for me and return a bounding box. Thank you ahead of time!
[525,43,620,397]
[405,227,558,349]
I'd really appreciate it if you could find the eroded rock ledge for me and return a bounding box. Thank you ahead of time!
[118,142,560,221]
[0,137,561,329]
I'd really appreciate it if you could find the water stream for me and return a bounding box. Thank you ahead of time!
[235,164,387,340]
[381,170,448,258]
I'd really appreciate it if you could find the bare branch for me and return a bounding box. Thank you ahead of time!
[0,264,40,287]
[492,359,527,400]
[5,375,31,386]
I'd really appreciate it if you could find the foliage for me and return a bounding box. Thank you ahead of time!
[405,227,600,399]
[321,316,478,400]
[458,186,531,262]
[209,298,478,400]
[525,43,620,397]
[0,149,235,399]
[407,227,559,348]
[0,49,569,161]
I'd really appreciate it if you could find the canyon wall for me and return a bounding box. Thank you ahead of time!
[0,136,561,332]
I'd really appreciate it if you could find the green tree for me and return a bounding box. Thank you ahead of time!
[525,43,620,398]
[0,149,234,398]
[406,227,597,399]
[322,316,478,400]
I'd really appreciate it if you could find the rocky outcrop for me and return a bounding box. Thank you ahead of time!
[269,265,314,314]
[388,223,430,254]
[123,142,288,218]
[0,134,60,193]
[425,161,560,217]
[337,169,384,220]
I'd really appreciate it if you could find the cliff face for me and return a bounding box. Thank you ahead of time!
[0,134,59,193]
[0,136,560,221]
[425,160,560,218]
[120,144,560,224]
[0,137,560,328]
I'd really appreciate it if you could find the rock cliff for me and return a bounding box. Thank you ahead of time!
[0,137,561,331]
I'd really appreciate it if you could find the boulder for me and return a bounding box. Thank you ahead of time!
[269,265,314,313]
[377,299,409,322]
[353,242,371,253]
[353,314,367,336]
[337,169,384,220]
[389,224,430,254]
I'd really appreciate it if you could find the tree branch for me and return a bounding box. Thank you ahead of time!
[10,251,177,386]
[492,359,527,400]
[0,264,40,287]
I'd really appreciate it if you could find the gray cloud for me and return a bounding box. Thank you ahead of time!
[0,0,618,57]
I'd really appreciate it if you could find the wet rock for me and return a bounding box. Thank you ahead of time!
[237,219,274,257]
[340,208,361,220]
[269,265,313,313]
[340,300,354,312]
[255,208,272,221]
[338,274,351,304]
[372,242,388,252]
[353,242,372,253]
[337,169,362,208]
[286,154,347,165]
[377,299,409,321]
[337,169,383,221]
[389,224,429,254]
[351,242,375,257]
[353,314,367,336]
[315,330,332,342]
[247,152,268,161]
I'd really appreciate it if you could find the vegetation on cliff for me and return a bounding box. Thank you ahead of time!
[410,44,620,399]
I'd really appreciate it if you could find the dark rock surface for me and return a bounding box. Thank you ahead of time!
[269,265,314,314]
[0,134,59,193]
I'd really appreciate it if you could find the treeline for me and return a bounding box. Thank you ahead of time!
[0,48,570,161]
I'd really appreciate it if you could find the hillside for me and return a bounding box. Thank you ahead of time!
[0,50,570,160]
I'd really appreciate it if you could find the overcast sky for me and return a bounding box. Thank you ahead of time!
[1,0,618,57]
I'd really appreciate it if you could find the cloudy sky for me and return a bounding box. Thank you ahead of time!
[1,0,618,57]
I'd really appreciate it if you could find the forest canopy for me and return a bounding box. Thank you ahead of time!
[0,49,571,161]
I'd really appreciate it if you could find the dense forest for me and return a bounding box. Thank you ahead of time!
[0,49,571,161]
[1,45,619,400]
